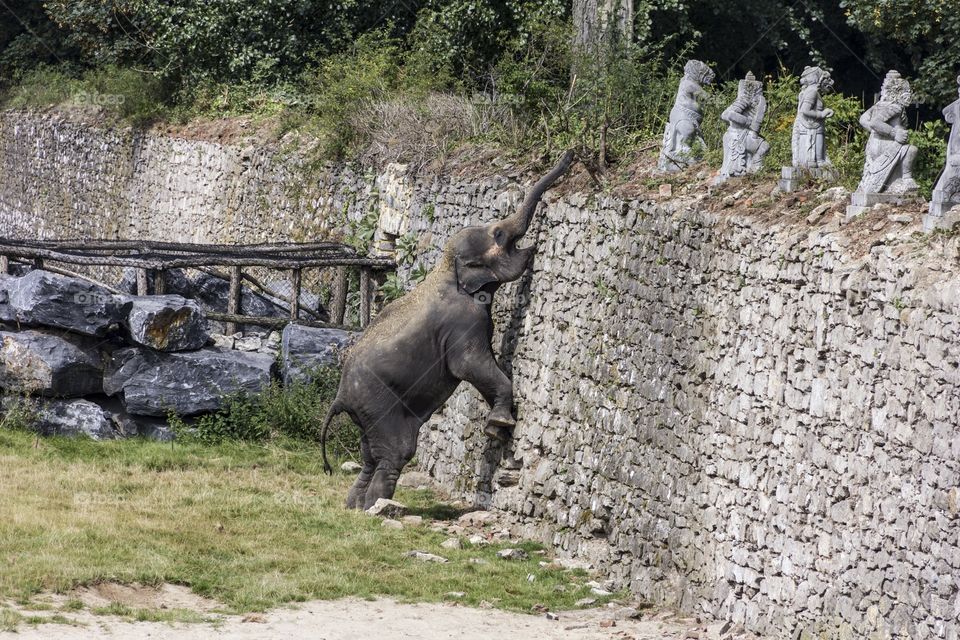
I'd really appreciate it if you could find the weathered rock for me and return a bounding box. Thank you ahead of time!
[120,295,209,352]
[190,272,285,318]
[496,548,529,561]
[365,498,408,518]
[381,519,403,530]
[280,324,358,385]
[401,515,423,526]
[458,510,498,526]
[34,399,117,440]
[441,537,462,550]
[397,471,433,490]
[467,534,489,547]
[405,550,448,563]
[104,347,274,417]
[0,330,103,396]
[340,460,363,474]
[2,270,122,336]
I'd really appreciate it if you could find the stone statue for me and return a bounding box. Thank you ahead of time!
[780,66,837,191]
[658,60,715,173]
[713,72,769,184]
[924,74,960,231]
[847,70,919,219]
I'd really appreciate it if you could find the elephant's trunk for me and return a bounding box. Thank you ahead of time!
[501,150,575,239]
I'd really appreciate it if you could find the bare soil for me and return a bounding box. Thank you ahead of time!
[3,589,754,640]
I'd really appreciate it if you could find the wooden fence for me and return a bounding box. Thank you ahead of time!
[0,238,395,332]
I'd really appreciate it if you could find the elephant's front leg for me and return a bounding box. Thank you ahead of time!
[450,347,515,442]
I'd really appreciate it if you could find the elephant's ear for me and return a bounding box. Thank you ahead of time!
[455,255,498,295]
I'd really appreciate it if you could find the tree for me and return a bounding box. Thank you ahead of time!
[842,0,960,106]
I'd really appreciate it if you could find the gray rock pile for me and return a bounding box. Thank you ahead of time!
[0,269,356,441]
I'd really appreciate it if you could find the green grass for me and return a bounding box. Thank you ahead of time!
[0,429,606,618]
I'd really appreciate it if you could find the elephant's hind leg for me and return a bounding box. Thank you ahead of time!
[346,435,376,510]
[363,415,422,510]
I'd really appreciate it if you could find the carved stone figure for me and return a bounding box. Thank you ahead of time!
[713,72,769,184]
[924,75,960,231]
[780,66,837,191]
[320,152,575,509]
[658,60,715,173]
[847,70,919,219]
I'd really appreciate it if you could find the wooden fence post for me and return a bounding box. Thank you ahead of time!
[154,269,166,295]
[331,266,347,326]
[226,266,242,335]
[289,268,301,321]
[136,269,148,296]
[359,267,371,329]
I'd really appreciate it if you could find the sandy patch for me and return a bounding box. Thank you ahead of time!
[2,594,760,640]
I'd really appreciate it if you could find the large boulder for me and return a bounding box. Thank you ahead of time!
[281,324,358,385]
[120,295,209,352]
[190,272,285,318]
[104,347,275,416]
[0,330,103,396]
[34,399,117,440]
[2,270,123,336]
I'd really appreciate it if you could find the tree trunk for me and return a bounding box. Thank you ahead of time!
[573,0,634,54]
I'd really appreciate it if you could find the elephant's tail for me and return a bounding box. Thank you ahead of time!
[321,399,345,476]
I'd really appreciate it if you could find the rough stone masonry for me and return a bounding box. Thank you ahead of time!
[1,110,958,639]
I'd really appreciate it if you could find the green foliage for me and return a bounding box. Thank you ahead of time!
[5,64,165,125]
[394,232,419,266]
[170,368,359,460]
[0,395,37,432]
[410,264,430,285]
[378,273,408,302]
[911,120,949,199]
[842,0,960,105]
[346,206,380,256]
[823,90,868,189]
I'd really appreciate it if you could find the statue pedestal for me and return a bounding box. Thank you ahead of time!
[779,166,838,192]
[923,190,960,231]
[845,191,910,220]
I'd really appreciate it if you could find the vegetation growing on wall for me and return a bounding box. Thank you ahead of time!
[0,1,950,192]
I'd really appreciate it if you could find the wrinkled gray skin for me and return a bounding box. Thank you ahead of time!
[322,151,575,509]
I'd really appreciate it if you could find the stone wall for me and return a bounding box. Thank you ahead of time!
[2,110,959,639]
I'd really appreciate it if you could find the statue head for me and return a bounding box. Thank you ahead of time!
[684,59,715,86]
[801,66,833,92]
[737,71,763,103]
[880,70,912,107]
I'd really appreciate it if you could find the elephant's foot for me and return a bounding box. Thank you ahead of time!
[484,423,511,442]
[486,405,515,429]
[484,406,514,442]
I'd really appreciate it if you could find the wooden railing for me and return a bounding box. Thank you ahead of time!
[0,238,394,332]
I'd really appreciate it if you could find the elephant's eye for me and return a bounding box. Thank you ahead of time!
[493,228,505,242]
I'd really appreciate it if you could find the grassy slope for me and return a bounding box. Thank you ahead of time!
[0,430,601,616]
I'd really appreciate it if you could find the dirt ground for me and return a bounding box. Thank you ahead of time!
[2,591,744,640]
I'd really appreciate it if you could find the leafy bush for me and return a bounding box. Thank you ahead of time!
[170,368,360,460]
[0,395,38,432]
[4,64,165,125]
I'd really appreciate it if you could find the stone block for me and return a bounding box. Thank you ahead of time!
[104,347,275,416]
[0,329,103,396]
[34,399,117,440]
[280,324,358,385]
[120,295,209,352]
[2,270,123,336]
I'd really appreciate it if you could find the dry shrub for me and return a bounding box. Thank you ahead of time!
[354,93,520,170]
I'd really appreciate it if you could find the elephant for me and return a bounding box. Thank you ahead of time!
[321,150,575,509]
